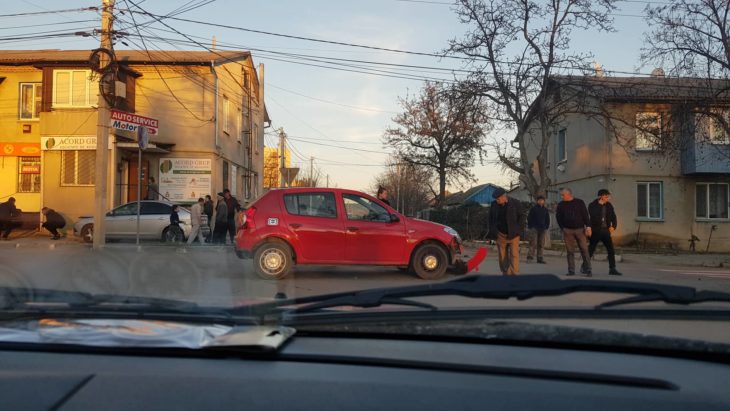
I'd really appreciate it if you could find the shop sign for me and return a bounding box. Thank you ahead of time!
[41,136,97,150]
[159,158,212,202]
[110,110,159,135]
[1,143,41,156]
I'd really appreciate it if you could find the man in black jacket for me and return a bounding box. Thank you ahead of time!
[588,189,622,276]
[41,207,66,240]
[556,188,592,276]
[0,197,21,240]
[527,196,549,264]
[488,187,523,275]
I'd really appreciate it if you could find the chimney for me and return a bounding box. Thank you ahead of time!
[212,35,217,50]
[650,68,665,78]
[593,61,604,77]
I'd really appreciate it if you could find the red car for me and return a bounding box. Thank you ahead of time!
[235,188,472,280]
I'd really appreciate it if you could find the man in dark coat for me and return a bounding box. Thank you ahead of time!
[203,194,214,242]
[526,195,550,264]
[223,189,240,244]
[41,207,66,240]
[0,197,21,240]
[588,189,622,276]
[487,187,523,275]
[556,188,592,276]
[213,192,229,244]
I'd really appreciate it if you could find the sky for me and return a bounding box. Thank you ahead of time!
[2,0,652,193]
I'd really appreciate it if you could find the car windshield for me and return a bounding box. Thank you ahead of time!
[1,0,730,352]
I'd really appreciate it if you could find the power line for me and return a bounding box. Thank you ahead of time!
[0,6,98,18]
[286,136,387,154]
[267,83,398,114]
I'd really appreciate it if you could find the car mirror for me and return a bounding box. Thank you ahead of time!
[389,213,400,223]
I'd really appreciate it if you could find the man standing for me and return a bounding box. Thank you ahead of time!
[213,192,228,244]
[0,197,21,240]
[223,189,240,244]
[526,196,549,264]
[187,197,205,245]
[487,187,523,275]
[147,176,159,200]
[203,195,214,242]
[41,207,66,240]
[556,188,592,276]
[588,189,622,276]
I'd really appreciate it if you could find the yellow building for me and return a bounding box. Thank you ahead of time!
[0,50,270,228]
[263,146,292,189]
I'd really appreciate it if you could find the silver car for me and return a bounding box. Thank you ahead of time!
[73,201,192,243]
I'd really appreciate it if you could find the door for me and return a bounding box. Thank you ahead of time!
[128,158,149,201]
[282,192,345,263]
[106,202,138,238]
[140,202,172,238]
[341,193,407,264]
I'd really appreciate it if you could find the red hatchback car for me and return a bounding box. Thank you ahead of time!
[235,188,467,280]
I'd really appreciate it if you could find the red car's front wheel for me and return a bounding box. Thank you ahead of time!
[412,243,448,280]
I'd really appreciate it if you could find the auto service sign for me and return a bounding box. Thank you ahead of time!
[159,158,211,202]
[110,109,159,135]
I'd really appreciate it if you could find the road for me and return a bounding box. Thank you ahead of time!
[2,242,729,309]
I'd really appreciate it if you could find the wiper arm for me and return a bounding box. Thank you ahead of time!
[244,274,730,318]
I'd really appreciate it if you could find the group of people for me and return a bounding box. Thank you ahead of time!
[488,187,622,277]
[0,197,66,241]
[169,189,242,245]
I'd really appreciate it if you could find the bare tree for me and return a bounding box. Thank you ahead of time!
[384,81,488,207]
[447,0,618,199]
[293,163,323,188]
[371,157,436,216]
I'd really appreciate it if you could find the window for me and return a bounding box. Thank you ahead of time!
[112,202,138,216]
[53,69,97,108]
[141,202,171,215]
[61,150,95,186]
[557,128,566,162]
[635,112,662,151]
[223,96,230,134]
[19,83,42,119]
[696,183,729,220]
[17,157,41,193]
[284,193,337,218]
[695,111,730,145]
[343,193,391,222]
[637,182,663,220]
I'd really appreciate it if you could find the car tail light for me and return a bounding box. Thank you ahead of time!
[243,206,257,229]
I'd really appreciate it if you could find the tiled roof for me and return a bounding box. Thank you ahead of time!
[553,75,730,102]
[0,49,250,65]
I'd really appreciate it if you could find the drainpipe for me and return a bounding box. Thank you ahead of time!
[210,61,219,149]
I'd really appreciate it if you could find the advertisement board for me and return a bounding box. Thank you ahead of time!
[158,158,212,202]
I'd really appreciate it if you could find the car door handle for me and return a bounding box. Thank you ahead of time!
[346,226,359,232]
[289,223,302,229]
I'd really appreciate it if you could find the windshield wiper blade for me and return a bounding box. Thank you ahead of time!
[597,290,730,308]
[244,274,730,318]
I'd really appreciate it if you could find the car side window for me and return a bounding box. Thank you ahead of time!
[284,193,337,218]
[343,194,391,222]
[141,202,172,215]
[113,203,138,216]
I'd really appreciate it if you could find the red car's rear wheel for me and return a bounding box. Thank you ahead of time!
[254,241,294,280]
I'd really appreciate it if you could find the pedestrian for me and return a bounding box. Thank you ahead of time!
[487,187,523,275]
[588,189,622,276]
[147,176,159,200]
[556,188,592,276]
[203,194,214,243]
[41,207,66,240]
[0,197,21,240]
[223,189,240,244]
[213,192,228,244]
[526,195,549,264]
[377,186,391,206]
[187,197,205,245]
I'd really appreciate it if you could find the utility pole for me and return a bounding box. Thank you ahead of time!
[309,156,314,186]
[326,174,329,188]
[92,0,114,249]
[278,127,286,188]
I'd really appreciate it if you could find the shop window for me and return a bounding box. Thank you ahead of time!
[17,156,41,192]
[61,150,95,186]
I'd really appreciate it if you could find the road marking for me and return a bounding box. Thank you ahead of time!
[658,269,730,280]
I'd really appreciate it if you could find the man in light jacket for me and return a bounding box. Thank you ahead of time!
[187,197,205,245]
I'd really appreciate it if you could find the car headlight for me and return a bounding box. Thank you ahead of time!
[444,226,461,241]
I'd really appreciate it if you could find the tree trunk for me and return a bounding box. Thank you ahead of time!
[438,170,447,208]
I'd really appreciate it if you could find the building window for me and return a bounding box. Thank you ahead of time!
[637,182,663,220]
[61,150,95,186]
[53,69,97,108]
[223,97,230,134]
[17,157,41,192]
[19,83,42,120]
[696,183,729,220]
[635,112,662,151]
[557,128,566,162]
[695,111,730,145]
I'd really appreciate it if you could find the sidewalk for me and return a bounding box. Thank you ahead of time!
[463,241,730,268]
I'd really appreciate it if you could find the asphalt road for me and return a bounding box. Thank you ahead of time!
[2,242,729,309]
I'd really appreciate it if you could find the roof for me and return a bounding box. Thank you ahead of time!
[553,75,730,102]
[0,50,251,66]
[446,183,501,206]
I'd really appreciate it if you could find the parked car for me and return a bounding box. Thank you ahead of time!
[73,201,192,243]
[234,188,465,280]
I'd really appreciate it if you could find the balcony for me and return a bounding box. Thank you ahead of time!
[681,139,730,175]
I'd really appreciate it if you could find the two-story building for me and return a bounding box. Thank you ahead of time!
[527,73,730,252]
[0,49,269,227]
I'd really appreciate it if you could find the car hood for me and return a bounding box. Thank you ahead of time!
[405,217,449,231]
